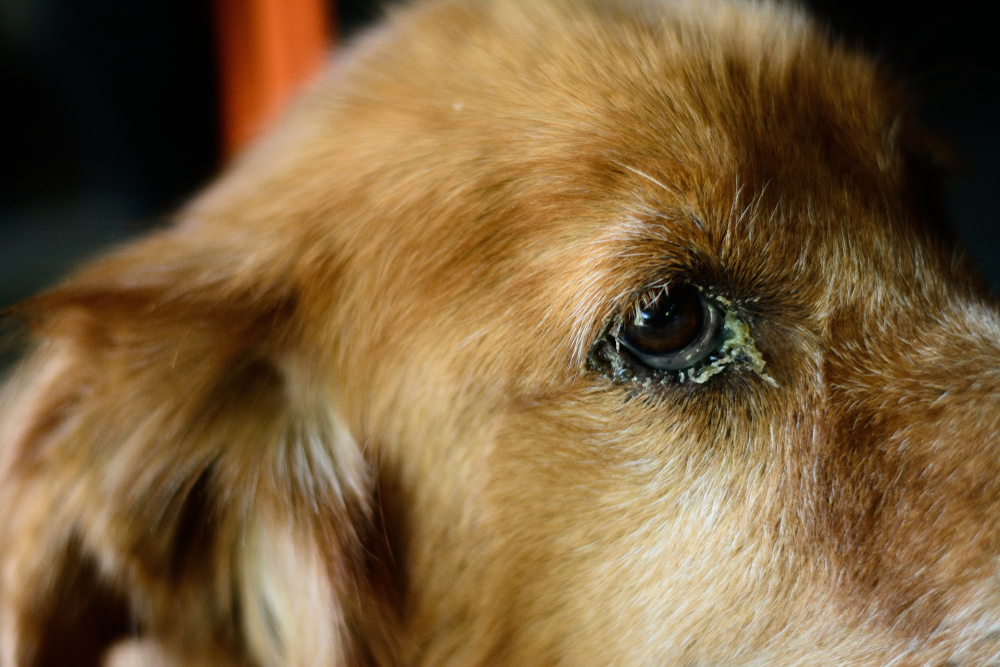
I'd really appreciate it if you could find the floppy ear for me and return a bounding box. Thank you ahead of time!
[0,225,396,666]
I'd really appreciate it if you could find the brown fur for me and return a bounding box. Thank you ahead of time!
[1,1,997,665]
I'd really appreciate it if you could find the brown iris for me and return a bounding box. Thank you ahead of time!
[618,285,724,371]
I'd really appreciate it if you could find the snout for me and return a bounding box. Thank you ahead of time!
[816,299,1000,655]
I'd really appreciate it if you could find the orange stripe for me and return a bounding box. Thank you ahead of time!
[215,0,332,157]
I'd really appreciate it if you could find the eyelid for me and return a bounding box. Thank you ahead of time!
[587,283,774,387]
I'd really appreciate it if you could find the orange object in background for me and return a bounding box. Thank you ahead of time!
[214,0,333,157]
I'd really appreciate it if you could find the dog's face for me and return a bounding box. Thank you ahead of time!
[3,1,999,666]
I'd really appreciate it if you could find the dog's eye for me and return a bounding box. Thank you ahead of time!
[617,285,724,371]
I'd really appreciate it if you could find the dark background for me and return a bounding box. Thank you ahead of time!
[0,0,997,310]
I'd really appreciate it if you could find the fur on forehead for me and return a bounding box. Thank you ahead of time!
[171,0,930,375]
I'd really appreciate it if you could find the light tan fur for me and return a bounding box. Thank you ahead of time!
[1,1,997,665]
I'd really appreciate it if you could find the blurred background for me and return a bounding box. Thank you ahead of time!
[0,0,997,314]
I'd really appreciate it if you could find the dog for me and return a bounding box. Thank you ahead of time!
[1,0,996,665]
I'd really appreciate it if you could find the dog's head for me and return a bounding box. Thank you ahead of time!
[2,1,998,666]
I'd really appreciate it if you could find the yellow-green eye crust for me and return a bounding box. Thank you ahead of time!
[617,285,725,371]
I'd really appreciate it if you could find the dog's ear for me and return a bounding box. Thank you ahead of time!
[0,225,396,666]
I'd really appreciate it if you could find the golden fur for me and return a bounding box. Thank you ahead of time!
[1,1,995,665]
